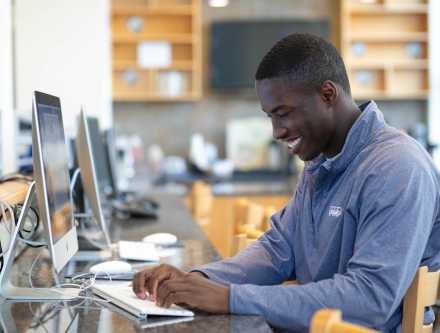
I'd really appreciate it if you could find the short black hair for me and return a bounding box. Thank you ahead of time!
[255,33,351,96]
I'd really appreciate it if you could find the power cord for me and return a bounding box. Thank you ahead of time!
[0,199,46,273]
[0,172,33,184]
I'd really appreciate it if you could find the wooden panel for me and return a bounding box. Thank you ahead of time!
[393,69,428,91]
[348,0,385,5]
[350,13,427,33]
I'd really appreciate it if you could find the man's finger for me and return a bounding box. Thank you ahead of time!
[132,267,157,299]
[147,268,178,302]
[163,291,192,309]
[156,278,191,306]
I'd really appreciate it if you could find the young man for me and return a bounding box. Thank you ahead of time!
[132,33,440,332]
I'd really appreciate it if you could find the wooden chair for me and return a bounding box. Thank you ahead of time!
[310,309,378,333]
[402,266,440,333]
[234,197,276,234]
[191,181,213,226]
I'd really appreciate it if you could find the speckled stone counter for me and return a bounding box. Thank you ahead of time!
[0,194,273,333]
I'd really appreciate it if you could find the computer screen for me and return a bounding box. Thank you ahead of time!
[86,117,113,195]
[103,128,120,195]
[32,91,78,273]
[76,106,107,233]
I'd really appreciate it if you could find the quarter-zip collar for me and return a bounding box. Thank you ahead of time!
[304,100,385,176]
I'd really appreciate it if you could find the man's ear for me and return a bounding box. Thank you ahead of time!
[320,80,338,107]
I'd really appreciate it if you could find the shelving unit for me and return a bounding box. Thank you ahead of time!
[111,0,202,101]
[341,0,429,100]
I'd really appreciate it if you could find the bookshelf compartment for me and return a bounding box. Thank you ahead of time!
[113,14,192,35]
[348,41,427,62]
[113,69,151,94]
[349,69,385,92]
[393,69,428,91]
[156,70,192,97]
[350,13,427,34]
[113,43,192,65]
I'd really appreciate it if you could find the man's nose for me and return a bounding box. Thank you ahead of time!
[272,122,287,141]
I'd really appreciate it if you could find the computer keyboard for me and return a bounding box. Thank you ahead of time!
[93,284,194,318]
[118,240,160,261]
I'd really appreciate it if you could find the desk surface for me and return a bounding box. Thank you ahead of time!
[0,181,30,204]
[0,194,273,333]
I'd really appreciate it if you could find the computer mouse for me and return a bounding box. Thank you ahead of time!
[142,233,177,246]
[89,261,132,275]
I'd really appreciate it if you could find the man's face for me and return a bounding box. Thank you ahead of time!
[256,77,335,161]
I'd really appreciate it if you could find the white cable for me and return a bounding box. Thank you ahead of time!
[28,302,50,333]
[27,247,117,305]
[70,168,81,193]
[0,199,46,250]
[0,199,16,257]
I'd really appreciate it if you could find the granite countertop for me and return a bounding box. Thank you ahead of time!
[0,194,273,333]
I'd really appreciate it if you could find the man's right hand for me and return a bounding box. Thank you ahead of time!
[132,264,187,301]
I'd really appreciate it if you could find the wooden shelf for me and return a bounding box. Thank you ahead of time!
[113,33,195,43]
[347,59,428,69]
[347,4,428,13]
[348,32,428,42]
[111,0,202,101]
[113,91,201,101]
[341,0,429,100]
[111,4,195,15]
[113,59,197,70]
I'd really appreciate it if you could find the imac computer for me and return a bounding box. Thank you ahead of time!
[75,106,110,243]
[86,121,157,218]
[87,117,113,196]
[103,128,158,216]
[0,91,80,300]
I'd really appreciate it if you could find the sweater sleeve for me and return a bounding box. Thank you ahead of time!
[229,155,439,332]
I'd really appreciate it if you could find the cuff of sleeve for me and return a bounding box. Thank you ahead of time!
[230,284,259,315]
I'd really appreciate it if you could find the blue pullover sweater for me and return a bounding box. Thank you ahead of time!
[193,101,440,332]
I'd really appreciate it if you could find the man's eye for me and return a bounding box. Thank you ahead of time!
[279,113,288,118]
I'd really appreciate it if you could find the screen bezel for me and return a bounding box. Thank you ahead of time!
[32,91,78,273]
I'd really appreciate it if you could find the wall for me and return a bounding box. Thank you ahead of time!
[114,0,427,161]
[14,0,112,138]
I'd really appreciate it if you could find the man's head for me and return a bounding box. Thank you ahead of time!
[255,32,350,96]
[255,33,358,162]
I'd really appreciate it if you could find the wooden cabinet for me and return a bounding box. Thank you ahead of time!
[111,0,202,101]
[341,0,429,100]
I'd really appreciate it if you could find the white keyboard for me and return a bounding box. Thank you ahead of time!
[118,240,160,261]
[93,284,194,318]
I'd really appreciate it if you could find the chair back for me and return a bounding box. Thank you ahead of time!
[310,309,379,333]
[192,181,213,225]
[402,266,440,333]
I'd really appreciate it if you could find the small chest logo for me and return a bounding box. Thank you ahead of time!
[329,206,342,217]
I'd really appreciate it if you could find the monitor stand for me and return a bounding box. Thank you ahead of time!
[0,181,80,300]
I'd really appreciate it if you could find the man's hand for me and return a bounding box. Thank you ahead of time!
[155,272,230,314]
[132,264,186,301]
[132,264,230,314]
